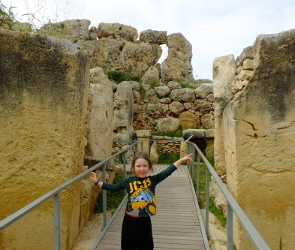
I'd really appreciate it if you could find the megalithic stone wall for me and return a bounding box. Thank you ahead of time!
[212,54,235,175]
[0,30,89,249]
[223,29,295,249]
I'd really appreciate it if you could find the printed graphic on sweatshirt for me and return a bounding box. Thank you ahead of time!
[127,179,156,217]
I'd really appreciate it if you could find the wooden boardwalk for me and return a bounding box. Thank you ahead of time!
[95,165,206,250]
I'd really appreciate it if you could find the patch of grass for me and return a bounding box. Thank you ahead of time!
[107,71,126,83]
[152,125,183,138]
[94,171,126,213]
[0,3,8,20]
[192,162,207,208]
[191,156,227,227]
[180,82,196,89]
[139,86,146,99]
[209,196,227,227]
[158,154,179,165]
[107,71,140,83]
[150,81,161,88]
[0,2,14,23]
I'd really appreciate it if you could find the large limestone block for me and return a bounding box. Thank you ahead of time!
[171,88,196,102]
[97,22,138,41]
[141,66,161,86]
[157,117,179,132]
[135,130,152,138]
[201,113,214,129]
[213,54,236,175]
[235,46,253,67]
[224,29,295,250]
[86,67,114,158]
[191,100,213,114]
[154,85,171,97]
[120,41,162,76]
[161,33,194,84]
[169,101,185,115]
[167,81,181,90]
[195,83,213,99]
[179,111,200,130]
[150,141,159,163]
[113,81,134,140]
[146,103,169,115]
[77,38,162,77]
[0,30,89,249]
[139,29,167,45]
[38,19,91,42]
[76,38,124,70]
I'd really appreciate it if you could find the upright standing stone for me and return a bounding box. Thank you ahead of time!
[135,130,152,154]
[161,33,194,84]
[113,81,134,141]
[0,30,89,250]
[224,29,295,249]
[213,55,236,175]
[86,67,114,158]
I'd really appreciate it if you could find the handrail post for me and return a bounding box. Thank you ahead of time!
[191,145,194,175]
[191,147,195,182]
[102,164,107,229]
[53,193,61,250]
[227,203,233,250]
[196,152,200,201]
[123,152,127,196]
[205,167,210,240]
[187,143,193,175]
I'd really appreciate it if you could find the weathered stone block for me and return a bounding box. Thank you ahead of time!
[224,29,295,250]
[0,30,89,249]
[135,130,152,138]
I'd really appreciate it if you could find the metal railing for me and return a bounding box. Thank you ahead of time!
[186,140,270,250]
[0,139,270,250]
[0,141,141,250]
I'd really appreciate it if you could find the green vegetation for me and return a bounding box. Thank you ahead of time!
[107,71,140,83]
[152,125,183,138]
[150,81,161,89]
[158,154,179,165]
[180,82,196,89]
[139,85,146,99]
[209,196,227,227]
[193,162,207,208]
[191,156,226,227]
[0,2,8,19]
[94,170,127,213]
[0,2,12,22]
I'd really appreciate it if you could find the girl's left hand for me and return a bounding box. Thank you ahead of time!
[182,153,194,163]
[174,153,194,167]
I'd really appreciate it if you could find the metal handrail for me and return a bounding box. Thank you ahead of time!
[1,139,270,250]
[0,141,140,250]
[187,141,270,250]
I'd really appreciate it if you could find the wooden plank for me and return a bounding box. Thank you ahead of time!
[95,165,205,250]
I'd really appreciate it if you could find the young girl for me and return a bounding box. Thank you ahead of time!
[90,152,194,250]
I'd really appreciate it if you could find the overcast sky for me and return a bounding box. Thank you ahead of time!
[3,0,295,80]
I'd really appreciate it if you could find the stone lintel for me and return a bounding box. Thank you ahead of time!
[135,130,151,138]
[205,129,215,139]
[183,129,210,139]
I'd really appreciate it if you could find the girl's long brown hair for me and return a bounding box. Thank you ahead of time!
[131,152,153,173]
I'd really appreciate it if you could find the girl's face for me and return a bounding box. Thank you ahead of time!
[134,158,150,178]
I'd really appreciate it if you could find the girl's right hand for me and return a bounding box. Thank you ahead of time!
[90,172,98,183]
